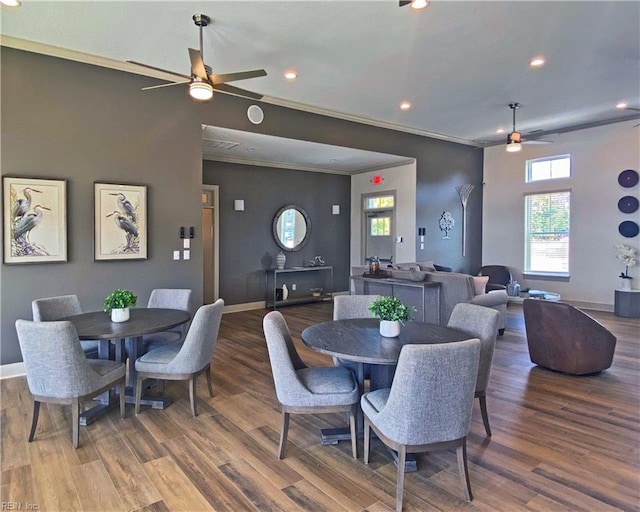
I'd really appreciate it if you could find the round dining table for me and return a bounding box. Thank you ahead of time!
[61,308,191,424]
[301,317,472,470]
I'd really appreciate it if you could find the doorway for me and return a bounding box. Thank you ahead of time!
[202,185,219,304]
[362,192,396,265]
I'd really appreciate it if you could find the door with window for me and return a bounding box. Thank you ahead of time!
[362,193,395,265]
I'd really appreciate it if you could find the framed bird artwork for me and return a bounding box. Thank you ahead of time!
[3,176,67,264]
[94,182,147,261]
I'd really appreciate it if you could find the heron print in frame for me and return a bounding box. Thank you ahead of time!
[3,177,67,264]
[94,182,147,261]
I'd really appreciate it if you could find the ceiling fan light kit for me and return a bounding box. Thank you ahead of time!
[506,102,523,152]
[190,80,213,101]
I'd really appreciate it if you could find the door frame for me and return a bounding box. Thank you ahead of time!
[361,190,396,265]
[202,185,219,302]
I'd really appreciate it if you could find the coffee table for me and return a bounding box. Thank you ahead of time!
[508,290,561,304]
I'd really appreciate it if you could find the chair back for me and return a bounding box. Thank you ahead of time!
[148,288,193,334]
[447,303,500,393]
[165,299,223,374]
[333,295,381,320]
[263,311,309,405]
[15,319,104,398]
[32,294,83,321]
[370,339,480,445]
[478,265,512,287]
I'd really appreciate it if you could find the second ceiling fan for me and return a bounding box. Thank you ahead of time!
[129,14,267,101]
[506,102,552,152]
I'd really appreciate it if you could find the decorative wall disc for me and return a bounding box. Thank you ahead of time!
[618,196,639,214]
[618,220,639,238]
[618,169,639,188]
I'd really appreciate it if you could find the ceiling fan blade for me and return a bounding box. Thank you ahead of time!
[209,69,267,85]
[127,60,190,79]
[188,48,208,80]
[141,80,191,91]
[213,83,263,100]
[522,139,553,145]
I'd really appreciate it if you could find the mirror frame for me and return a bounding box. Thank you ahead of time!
[272,204,311,252]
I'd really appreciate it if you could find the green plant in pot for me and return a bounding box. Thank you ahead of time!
[369,296,415,337]
[104,289,137,323]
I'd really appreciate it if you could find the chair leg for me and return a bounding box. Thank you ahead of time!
[135,375,143,414]
[349,405,357,459]
[119,378,126,419]
[478,394,491,437]
[364,417,370,464]
[206,365,214,397]
[396,445,406,512]
[72,398,80,449]
[28,400,40,442]
[457,439,473,501]
[278,410,290,459]
[189,376,197,417]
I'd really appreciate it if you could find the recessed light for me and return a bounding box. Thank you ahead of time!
[496,128,505,134]
[410,0,429,9]
[616,101,628,109]
[530,56,545,67]
[0,0,22,6]
[400,101,411,110]
[284,71,297,80]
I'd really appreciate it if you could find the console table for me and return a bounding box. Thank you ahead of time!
[350,275,441,324]
[614,289,640,318]
[266,266,333,309]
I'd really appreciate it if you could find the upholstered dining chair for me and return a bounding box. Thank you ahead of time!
[15,319,126,449]
[361,339,481,511]
[134,298,223,417]
[447,303,500,437]
[142,288,193,350]
[332,294,381,376]
[32,294,100,359]
[263,311,359,459]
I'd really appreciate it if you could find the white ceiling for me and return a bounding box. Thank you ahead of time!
[2,0,639,172]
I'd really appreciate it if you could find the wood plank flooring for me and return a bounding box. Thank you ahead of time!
[1,304,639,511]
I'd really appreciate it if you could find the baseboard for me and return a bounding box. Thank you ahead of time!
[565,300,613,312]
[0,362,26,380]
[222,301,266,314]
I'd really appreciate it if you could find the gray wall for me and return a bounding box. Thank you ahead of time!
[1,46,483,365]
[203,162,351,303]
[1,48,204,364]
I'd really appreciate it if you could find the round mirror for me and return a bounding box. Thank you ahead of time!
[272,205,311,252]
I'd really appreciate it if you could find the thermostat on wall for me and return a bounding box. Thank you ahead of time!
[247,105,264,125]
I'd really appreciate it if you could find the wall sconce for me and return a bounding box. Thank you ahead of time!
[234,200,245,211]
[332,205,340,215]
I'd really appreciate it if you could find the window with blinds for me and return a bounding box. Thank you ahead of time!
[524,190,570,274]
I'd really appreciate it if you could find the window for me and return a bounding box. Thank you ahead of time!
[525,191,570,274]
[365,195,394,209]
[370,217,390,236]
[526,155,571,183]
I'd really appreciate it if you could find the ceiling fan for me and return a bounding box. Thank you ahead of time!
[506,102,552,152]
[128,14,267,101]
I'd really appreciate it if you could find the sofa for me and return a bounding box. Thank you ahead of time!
[351,261,509,335]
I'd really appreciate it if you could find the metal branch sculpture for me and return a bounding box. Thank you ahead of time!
[456,184,475,256]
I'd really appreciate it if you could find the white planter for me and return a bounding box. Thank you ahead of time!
[379,320,401,338]
[111,308,130,323]
[621,278,632,291]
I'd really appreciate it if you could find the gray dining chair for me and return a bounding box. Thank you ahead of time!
[134,298,223,417]
[362,339,481,511]
[32,294,100,359]
[447,303,500,437]
[15,319,126,449]
[142,288,193,350]
[332,294,381,376]
[263,311,359,459]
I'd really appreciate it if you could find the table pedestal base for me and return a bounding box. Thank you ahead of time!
[79,385,172,425]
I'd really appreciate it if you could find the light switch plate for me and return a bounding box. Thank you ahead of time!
[183,250,190,260]
[173,251,180,260]
[183,239,190,249]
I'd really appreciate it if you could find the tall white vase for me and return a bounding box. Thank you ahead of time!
[276,251,286,270]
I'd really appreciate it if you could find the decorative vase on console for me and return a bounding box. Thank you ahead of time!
[615,243,637,291]
[620,277,632,291]
[276,251,286,270]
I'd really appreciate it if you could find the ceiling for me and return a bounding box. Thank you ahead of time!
[2,1,639,172]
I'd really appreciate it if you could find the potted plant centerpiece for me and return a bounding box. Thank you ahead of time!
[615,243,637,291]
[369,296,415,337]
[104,288,137,323]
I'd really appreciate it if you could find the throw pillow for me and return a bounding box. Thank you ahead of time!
[418,261,436,272]
[472,275,489,295]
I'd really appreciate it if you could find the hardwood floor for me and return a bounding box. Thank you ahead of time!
[2,303,639,511]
